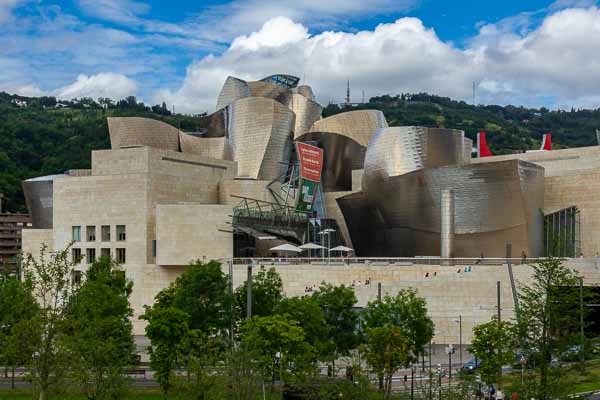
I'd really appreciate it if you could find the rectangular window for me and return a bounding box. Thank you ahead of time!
[116,248,126,263]
[72,270,82,285]
[86,248,96,264]
[116,225,126,241]
[152,240,157,257]
[101,225,111,242]
[72,248,82,263]
[86,226,96,241]
[100,248,110,259]
[72,226,81,242]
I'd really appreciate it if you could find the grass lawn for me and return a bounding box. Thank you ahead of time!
[498,359,600,395]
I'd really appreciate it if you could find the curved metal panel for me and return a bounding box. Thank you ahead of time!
[306,110,388,147]
[247,81,290,105]
[296,132,365,192]
[292,85,315,101]
[289,94,322,139]
[179,132,226,159]
[216,76,251,111]
[22,174,66,229]
[225,97,295,180]
[353,159,544,257]
[107,117,180,151]
[363,126,468,194]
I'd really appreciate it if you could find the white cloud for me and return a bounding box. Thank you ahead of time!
[157,6,600,114]
[54,73,137,100]
[0,0,25,23]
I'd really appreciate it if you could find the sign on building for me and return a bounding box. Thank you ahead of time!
[295,142,324,212]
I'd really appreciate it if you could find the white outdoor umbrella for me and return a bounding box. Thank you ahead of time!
[330,245,354,254]
[299,242,326,258]
[269,243,302,257]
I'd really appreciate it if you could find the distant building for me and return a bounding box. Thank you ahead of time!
[0,194,32,273]
[12,99,27,108]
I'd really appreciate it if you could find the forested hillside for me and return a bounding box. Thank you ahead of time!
[2,91,600,213]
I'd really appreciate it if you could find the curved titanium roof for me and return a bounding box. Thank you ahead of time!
[179,132,226,159]
[216,76,251,111]
[22,174,67,229]
[363,126,468,193]
[107,117,179,151]
[305,110,388,147]
[296,131,365,192]
[288,93,322,139]
[226,97,295,180]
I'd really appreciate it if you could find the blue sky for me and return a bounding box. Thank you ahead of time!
[2,0,600,113]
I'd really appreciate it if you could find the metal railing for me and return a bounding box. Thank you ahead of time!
[221,257,563,266]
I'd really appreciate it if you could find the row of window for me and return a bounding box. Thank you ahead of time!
[72,225,126,242]
[72,247,126,264]
[71,269,125,286]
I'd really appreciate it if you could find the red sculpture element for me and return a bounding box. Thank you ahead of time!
[541,133,552,151]
[477,131,492,157]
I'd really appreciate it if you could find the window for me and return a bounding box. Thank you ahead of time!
[72,226,81,242]
[100,248,110,259]
[86,226,96,241]
[152,240,157,257]
[116,248,126,263]
[116,225,126,241]
[101,225,111,241]
[72,270,82,285]
[86,248,96,264]
[72,248,82,263]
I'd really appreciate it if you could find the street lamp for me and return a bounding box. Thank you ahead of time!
[318,228,335,261]
[453,315,463,367]
[446,344,455,383]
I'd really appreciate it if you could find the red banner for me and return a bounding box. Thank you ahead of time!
[296,142,323,183]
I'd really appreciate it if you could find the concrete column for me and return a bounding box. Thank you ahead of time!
[440,189,455,258]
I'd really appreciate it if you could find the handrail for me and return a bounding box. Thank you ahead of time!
[219,257,572,266]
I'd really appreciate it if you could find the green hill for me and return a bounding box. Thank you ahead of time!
[1,91,600,213]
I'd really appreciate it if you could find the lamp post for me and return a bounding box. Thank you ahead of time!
[446,344,455,384]
[318,228,335,261]
[454,315,463,367]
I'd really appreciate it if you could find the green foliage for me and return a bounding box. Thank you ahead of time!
[64,257,135,400]
[274,296,329,359]
[361,327,410,399]
[235,266,283,320]
[142,306,190,397]
[166,260,233,337]
[0,273,38,388]
[311,283,360,360]
[363,289,435,362]
[142,259,234,398]
[516,257,583,399]
[24,244,78,400]
[470,317,516,386]
[241,314,315,384]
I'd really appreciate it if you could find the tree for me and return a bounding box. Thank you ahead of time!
[274,296,328,359]
[65,257,135,400]
[142,260,234,398]
[361,327,409,400]
[311,283,360,364]
[470,317,516,386]
[24,244,78,400]
[241,314,315,387]
[363,289,434,364]
[235,266,283,320]
[169,260,233,338]
[0,273,38,389]
[517,257,583,400]
[142,306,190,398]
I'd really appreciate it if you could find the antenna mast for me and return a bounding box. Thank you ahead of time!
[345,80,351,104]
